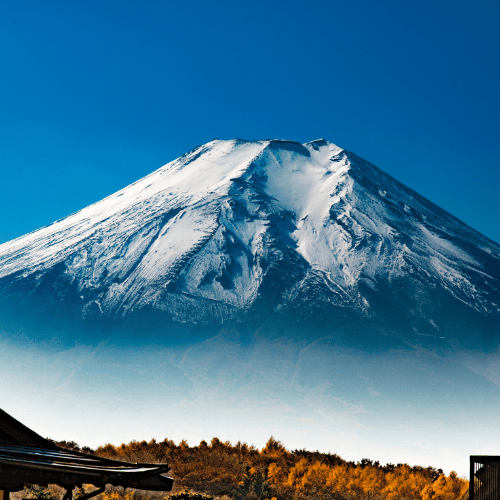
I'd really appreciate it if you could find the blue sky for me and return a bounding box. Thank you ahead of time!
[0,0,499,245]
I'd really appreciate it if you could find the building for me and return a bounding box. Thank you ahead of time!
[0,408,173,500]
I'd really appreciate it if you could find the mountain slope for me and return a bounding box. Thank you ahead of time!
[0,138,499,350]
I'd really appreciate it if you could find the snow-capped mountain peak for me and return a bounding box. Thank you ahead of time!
[0,138,499,332]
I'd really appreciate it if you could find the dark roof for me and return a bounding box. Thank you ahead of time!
[0,409,173,492]
[0,409,58,449]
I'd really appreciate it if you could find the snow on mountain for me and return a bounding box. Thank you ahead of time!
[1,138,499,335]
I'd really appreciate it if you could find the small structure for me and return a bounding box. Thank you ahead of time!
[0,409,173,500]
[470,456,500,500]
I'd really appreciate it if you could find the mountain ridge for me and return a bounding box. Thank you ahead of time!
[0,138,499,352]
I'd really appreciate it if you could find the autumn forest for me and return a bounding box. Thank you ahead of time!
[21,436,468,500]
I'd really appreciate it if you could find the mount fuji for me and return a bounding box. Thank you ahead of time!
[1,138,500,474]
[0,138,499,348]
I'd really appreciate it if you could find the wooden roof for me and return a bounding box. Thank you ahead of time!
[0,409,58,449]
[0,409,173,492]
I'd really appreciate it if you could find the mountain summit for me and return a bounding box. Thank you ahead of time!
[1,138,499,349]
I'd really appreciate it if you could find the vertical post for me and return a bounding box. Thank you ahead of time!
[0,490,10,500]
[62,487,72,500]
[470,457,475,500]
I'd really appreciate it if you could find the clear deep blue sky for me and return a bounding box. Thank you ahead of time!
[1,0,499,244]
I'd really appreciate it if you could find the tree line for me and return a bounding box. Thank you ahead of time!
[48,436,468,500]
